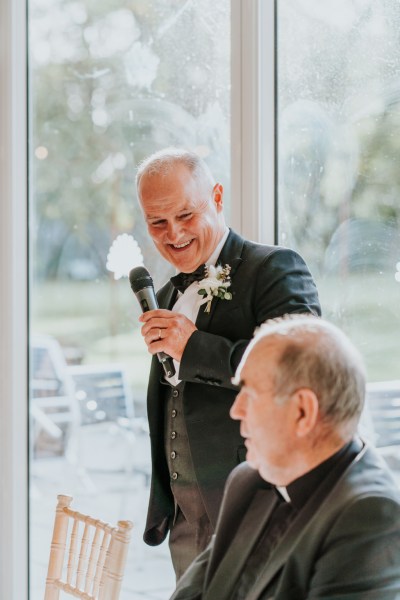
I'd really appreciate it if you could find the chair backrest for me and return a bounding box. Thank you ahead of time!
[67,363,135,426]
[31,334,80,458]
[366,380,400,448]
[44,494,133,600]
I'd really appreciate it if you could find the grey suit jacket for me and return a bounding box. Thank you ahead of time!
[171,442,400,600]
[144,229,321,546]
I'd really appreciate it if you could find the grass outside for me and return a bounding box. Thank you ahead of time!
[317,271,400,381]
[31,277,152,396]
[31,272,400,389]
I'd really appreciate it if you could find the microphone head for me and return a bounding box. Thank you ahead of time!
[129,265,154,293]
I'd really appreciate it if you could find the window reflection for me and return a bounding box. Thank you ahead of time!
[277,0,400,380]
[277,0,400,466]
[28,1,230,598]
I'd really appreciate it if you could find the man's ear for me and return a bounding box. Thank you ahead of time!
[213,183,224,209]
[293,388,319,437]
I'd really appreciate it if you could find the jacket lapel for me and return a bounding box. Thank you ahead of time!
[245,507,309,600]
[204,489,279,600]
[195,229,244,331]
[157,281,177,309]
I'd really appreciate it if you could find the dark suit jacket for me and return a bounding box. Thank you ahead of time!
[171,443,400,600]
[144,229,321,546]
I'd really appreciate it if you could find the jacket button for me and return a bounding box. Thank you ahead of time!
[171,431,176,439]
[171,451,176,459]
[171,409,177,418]
[171,472,178,480]
[172,389,179,398]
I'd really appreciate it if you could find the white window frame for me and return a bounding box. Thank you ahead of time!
[0,0,272,597]
[231,0,276,244]
[0,0,29,598]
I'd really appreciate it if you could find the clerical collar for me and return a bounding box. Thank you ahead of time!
[275,486,290,502]
[282,438,362,509]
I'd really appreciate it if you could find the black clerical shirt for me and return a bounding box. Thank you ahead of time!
[231,439,362,600]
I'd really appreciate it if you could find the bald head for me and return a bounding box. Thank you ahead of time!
[237,315,366,433]
[135,147,226,274]
[231,315,366,484]
[136,147,215,201]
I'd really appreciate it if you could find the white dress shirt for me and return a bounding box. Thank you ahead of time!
[166,227,230,386]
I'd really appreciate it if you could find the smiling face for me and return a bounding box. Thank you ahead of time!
[230,339,300,485]
[138,163,226,273]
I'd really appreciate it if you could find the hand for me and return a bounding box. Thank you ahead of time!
[139,309,197,361]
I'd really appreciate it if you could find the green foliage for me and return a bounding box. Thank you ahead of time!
[30,0,230,281]
[278,1,400,276]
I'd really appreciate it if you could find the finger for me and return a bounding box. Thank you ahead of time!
[143,326,166,345]
[141,317,175,336]
[146,339,166,355]
[139,309,174,322]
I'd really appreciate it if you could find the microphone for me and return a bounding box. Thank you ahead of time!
[129,266,176,378]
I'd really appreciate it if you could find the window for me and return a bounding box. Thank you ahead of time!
[28,1,230,598]
[276,0,400,447]
[2,1,399,598]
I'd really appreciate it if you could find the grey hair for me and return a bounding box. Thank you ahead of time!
[136,147,215,198]
[252,315,366,428]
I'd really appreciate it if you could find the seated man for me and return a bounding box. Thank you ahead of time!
[171,315,400,600]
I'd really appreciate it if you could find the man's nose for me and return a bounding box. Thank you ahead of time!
[230,392,245,420]
[166,220,183,241]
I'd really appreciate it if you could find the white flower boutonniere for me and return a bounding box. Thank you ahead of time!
[197,264,232,313]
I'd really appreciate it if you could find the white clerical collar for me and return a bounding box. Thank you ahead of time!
[276,486,291,503]
[205,227,229,267]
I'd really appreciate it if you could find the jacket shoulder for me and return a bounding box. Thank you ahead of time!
[242,238,308,265]
[339,443,400,503]
[222,462,271,509]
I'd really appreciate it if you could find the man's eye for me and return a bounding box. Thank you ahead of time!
[180,213,192,220]
[150,220,166,227]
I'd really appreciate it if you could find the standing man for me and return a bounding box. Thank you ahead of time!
[171,315,400,599]
[135,147,320,578]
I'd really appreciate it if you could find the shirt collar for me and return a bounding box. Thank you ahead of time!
[205,227,229,267]
[275,486,291,503]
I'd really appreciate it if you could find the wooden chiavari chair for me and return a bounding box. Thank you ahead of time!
[44,494,133,600]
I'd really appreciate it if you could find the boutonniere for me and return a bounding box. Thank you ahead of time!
[197,264,232,313]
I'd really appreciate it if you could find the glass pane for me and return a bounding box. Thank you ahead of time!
[28,1,230,598]
[277,0,400,453]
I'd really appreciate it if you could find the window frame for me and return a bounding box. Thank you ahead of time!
[0,0,29,598]
[0,0,272,597]
[231,0,276,244]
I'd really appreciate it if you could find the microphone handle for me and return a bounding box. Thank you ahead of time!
[135,287,176,378]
